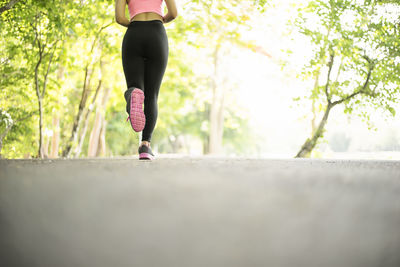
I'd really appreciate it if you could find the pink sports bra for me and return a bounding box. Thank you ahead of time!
[128,0,164,20]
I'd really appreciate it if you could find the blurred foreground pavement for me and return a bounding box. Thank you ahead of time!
[1,157,400,267]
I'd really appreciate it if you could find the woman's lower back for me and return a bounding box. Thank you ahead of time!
[131,12,163,22]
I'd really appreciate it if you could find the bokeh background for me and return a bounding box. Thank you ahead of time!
[1,0,399,159]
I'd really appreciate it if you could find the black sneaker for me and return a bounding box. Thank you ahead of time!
[138,144,155,160]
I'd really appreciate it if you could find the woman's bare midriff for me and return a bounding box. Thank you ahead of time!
[130,12,163,22]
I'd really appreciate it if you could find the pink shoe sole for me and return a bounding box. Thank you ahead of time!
[129,88,145,132]
[139,153,154,160]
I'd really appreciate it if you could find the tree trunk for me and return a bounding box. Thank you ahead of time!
[0,0,20,15]
[88,110,102,157]
[311,69,321,136]
[63,67,93,157]
[202,102,210,154]
[37,94,44,158]
[34,43,43,158]
[311,99,317,136]
[295,103,333,158]
[42,133,49,158]
[297,55,372,158]
[74,78,102,157]
[49,65,64,159]
[50,115,60,158]
[96,117,107,157]
[32,32,57,159]
[217,77,227,148]
[209,44,225,154]
[74,116,88,158]
[88,83,111,157]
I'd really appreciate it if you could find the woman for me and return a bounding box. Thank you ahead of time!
[115,0,178,160]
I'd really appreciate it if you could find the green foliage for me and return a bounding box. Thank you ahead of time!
[296,0,400,114]
[292,0,400,153]
[1,0,266,158]
[289,0,400,157]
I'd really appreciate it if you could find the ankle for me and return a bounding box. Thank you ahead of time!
[141,141,150,147]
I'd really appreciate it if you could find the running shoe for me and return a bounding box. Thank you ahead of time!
[126,88,145,132]
[138,144,155,160]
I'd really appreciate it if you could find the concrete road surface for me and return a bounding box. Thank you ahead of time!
[1,157,400,267]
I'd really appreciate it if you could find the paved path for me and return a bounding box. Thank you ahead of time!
[1,157,400,267]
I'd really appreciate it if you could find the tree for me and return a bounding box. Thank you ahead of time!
[62,18,113,158]
[293,0,400,158]
[1,0,75,158]
[178,0,269,154]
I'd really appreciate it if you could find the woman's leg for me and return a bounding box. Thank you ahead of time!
[121,26,145,114]
[141,22,169,142]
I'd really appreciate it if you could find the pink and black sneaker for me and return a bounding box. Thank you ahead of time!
[126,88,145,132]
[138,144,155,160]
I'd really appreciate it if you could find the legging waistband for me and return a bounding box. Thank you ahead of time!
[129,20,163,26]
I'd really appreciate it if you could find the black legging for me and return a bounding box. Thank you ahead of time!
[121,20,168,142]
